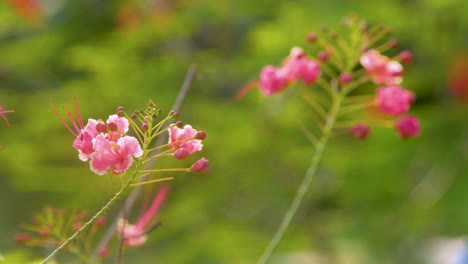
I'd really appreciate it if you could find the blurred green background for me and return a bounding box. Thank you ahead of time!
[0,0,467,263]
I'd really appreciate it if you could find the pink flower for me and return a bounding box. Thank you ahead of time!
[190,157,210,173]
[290,57,321,85]
[395,115,420,139]
[282,47,321,85]
[259,65,288,96]
[90,135,143,175]
[117,185,170,247]
[350,123,370,139]
[360,49,403,85]
[376,85,415,116]
[168,125,203,157]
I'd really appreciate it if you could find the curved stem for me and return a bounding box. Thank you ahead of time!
[257,93,344,264]
[41,162,141,264]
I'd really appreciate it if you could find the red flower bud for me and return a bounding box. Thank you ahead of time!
[99,246,110,258]
[195,131,207,140]
[339,73,353,84]
[306,33,317,43]
[350,123,370,139]
[15,233,32,245]
[399,50,413,64]
[191,158,210,173]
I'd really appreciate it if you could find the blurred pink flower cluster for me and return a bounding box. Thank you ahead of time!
[357,50,420,139]
[259,47,321,96]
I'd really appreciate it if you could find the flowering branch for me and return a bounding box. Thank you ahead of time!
[90,64,197,261]
[240,15,420,263]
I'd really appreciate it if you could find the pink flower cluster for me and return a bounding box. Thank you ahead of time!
[76,115,142,175]
[355,50,420,139]
[259,47,321,96]
[375,85,415,116]
[168,124,203,160]
[360,49,403,85]
[53,101,142,175]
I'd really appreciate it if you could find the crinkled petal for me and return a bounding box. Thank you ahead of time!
[107,114,129,134]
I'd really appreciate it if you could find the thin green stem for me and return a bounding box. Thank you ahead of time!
[41,161,142,264]
[257,93,344,264]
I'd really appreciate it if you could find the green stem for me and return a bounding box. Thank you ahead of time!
[257,93,344,264]
[41,162,142,264]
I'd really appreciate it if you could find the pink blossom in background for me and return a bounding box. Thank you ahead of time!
[395,115,420,139]
[282,47,321,85]
[350,123,370,139]
[168,125,203,156]
[360,49,403,85]
[290,57,321,85]
[90,135,143,175]
[376,85,415,116]
[259,65,288,96]
[281,47,306,81]
[117,185,170,247]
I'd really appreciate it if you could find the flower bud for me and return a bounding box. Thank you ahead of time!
[318,51,330,62]
[395,115,420,139]
[96,122,107,133]
[174,148,190,160]
[95,216,106,228]
[176,121,184,128]
[306,33,317,43]
[117,110,124,117]
[195,131,207,140]
[107,122,118,131]
[131,113,137,119]
[141,123,149,132]
[117,106,125,112]
[339,73,353,84]
[399,51,413,64]
[350,123,370,139]
[389,39,398,48]
[190,157,210,173]
[15,233,32,245]
[169,110,179,118]
[99,246,110,258]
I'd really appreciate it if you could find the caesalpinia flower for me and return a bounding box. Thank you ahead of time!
[168,124,203,159]
[376,85,415,116]
[257,47,321,96]
[117,185,170,247]
[90,134,143,175]
[395,115,420,139]
[259,65,288,96]
[52,99,143,175]
[360,49,403,85]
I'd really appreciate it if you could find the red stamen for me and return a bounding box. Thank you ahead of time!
[50,103,78,137]
[73,97,85,128]
[64,100,81,133]
[135,185,170,230]
[235,80,259,101]
[0,108,14,127]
